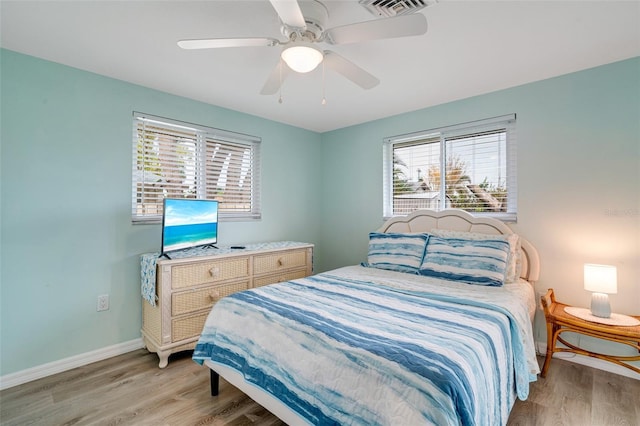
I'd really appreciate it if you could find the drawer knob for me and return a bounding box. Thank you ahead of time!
[209,267,219,277]
[277,258,284,267]
[208,291,220,302]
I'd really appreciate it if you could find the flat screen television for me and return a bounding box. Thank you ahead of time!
[161,198,219,259]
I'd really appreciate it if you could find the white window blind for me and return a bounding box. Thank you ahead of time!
[132,113,261,223]
[383,114,517,220]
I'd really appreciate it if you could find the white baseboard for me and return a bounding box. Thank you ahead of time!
[535,341,640,381]
[0,338,145,391]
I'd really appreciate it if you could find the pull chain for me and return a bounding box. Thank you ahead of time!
[321,60,327,105]
[278,60,283,104]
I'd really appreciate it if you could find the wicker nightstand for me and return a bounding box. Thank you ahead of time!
[539,288,640,378]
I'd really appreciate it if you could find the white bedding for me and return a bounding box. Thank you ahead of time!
[342,265,538,328]
[331,265,539,376]
[194,264,539,425]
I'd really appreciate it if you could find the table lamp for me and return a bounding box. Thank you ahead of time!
[583,263,617,318]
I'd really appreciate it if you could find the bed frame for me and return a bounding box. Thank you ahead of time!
[204,209,540,425]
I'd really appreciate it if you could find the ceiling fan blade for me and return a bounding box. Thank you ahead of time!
[324,13,427,45]
[178,37,280,50]
[323,51,379,90]
[260,61,291,95]
[269,0,306,29]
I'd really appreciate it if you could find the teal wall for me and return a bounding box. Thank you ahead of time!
[317,57,639,362]
[2,48,638,377]
[0,49,322,375]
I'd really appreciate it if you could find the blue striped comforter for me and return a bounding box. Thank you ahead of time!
[193,265,538,425]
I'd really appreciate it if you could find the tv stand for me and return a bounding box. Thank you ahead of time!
[161,244,219,260]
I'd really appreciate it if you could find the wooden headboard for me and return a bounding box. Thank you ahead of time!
[378,209,540,283]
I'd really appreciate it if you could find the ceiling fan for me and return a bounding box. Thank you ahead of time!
[177,0,428,95]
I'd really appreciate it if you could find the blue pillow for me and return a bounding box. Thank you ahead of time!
[419,236,510,286]
[364,232,429,274]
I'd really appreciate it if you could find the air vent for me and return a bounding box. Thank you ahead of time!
[359,0,437,17]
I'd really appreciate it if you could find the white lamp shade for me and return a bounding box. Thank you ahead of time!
[583,263,617,294]
[281,44,323,73]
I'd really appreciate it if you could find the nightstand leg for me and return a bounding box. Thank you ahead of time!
[541,323,557,378]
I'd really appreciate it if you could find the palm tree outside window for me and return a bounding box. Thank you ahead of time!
[383,114,517,221]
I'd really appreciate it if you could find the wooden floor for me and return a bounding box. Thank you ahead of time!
[1,349,638,425]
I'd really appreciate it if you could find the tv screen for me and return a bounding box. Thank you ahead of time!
[161,198,219,257]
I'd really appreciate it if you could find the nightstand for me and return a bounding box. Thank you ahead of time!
[540,288,640,378]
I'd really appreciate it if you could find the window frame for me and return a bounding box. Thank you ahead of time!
[383,114,517,221]
[132,112,261,224]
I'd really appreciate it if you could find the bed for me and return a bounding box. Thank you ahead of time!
[192,209,541,425]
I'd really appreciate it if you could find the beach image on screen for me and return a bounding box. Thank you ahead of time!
[163,199,218,252]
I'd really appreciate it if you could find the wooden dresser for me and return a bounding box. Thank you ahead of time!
[141,242,314,367]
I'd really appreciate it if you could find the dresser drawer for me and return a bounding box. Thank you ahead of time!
[171,257,250,289]
[253,249,308,275]
[253,268,309,288]
[172,311,209,342]
[172,279,250,316]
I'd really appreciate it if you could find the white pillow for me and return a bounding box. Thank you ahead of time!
[429,228,521,283]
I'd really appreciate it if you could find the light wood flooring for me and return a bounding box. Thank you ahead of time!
[1,349,638,425]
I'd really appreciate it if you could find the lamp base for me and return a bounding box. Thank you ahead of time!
[590,292,611,318]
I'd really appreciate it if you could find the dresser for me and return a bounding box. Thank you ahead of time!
[141,242,314,367]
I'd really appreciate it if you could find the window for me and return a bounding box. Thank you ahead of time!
[383,114,516,220]
[132,112,261,223]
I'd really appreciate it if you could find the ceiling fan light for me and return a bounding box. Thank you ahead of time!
[281,44,323,73]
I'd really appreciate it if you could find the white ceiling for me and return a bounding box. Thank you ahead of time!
[2,0,639,133]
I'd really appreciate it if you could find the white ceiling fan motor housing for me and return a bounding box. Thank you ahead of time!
[281,0,329,42]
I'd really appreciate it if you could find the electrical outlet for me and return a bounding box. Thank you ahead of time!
[97,294,109,312]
